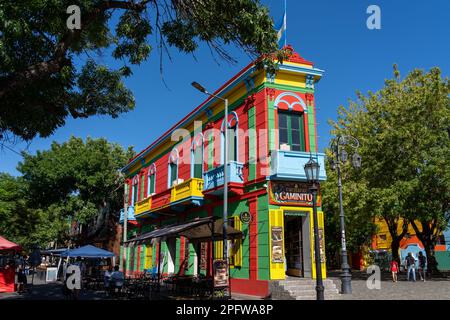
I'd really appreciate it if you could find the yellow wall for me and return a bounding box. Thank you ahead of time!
[268,208,327,280]
[373,217,423,250]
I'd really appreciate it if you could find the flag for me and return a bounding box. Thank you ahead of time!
[276,8,287,48]
[119,206,137,224]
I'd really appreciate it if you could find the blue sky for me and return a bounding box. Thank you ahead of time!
[1,0,449,175]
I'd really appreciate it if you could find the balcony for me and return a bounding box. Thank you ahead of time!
[134,197,152,216]
[170,178,204,206]
[203,161,244,194]
[270,150,327,181]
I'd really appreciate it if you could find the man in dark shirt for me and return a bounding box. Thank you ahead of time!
[405,252,416,282]
[418,251,427,281]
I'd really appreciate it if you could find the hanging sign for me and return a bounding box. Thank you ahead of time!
[239,211,252,224]
[269,181,321,206]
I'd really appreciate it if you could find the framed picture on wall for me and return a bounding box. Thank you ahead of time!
[271,226,284,263]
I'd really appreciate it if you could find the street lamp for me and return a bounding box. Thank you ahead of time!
[191,81,230,298]
[304,156,325,300]
[330,134,361,294]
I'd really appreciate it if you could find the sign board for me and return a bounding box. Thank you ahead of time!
[269,181,321,207]
[213,259,229,288]
[46,267,58,282]
[271,227,284,263]
[284,210,307,217]
[239,211,252,224]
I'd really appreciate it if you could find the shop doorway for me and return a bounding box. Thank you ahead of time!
[284,215,304,277]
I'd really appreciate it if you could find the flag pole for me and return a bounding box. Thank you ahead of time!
[284,0,287,47]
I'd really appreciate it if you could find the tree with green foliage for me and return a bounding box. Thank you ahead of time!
[0,0,286,142]
[14,136,135,248]
[328,66,449,273]
[0,173,65,251]
[321,153,377,268]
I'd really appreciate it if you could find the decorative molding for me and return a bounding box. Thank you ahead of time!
[244,94,256,110]
[267,88,276,101]
[283,45,314,66]
[244,76,255,93]
[305,93,314,104]
[204,108,213,120]
[306,74,314,89]
[274,91,307,113]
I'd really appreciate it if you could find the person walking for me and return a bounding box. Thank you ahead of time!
[17,267,28,293]
[405,252,416,282]
[389,259,399,282]
[110,265,124,297]
[104,265,113,294]
[418,251,427,282]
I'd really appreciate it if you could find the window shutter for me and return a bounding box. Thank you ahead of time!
[234,216,243,267]
[214,240,223,260]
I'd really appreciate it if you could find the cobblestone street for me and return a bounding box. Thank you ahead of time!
[328,271,450,300]
[1,272,449,300]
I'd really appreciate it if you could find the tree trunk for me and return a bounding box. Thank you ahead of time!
[390,238,401,264]
[410,220,441,276]
[384,216,408,265]
[423,240,439,277]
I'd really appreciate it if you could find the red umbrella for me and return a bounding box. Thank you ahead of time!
[0,236,22,251]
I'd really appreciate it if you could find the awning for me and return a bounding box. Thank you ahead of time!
[0,236,21,251]
[126,216,242,244]
[60,245,115,258]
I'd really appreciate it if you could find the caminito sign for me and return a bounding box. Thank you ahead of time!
[269,181,321,206]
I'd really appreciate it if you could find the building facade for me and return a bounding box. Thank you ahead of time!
[120,46,327,297]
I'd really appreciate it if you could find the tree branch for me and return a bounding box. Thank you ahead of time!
[0,0,152,98]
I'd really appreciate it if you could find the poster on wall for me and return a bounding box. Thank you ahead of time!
[313,229,326,263]
[269,181,321,207]
[213,259,229,288]
[271,227,284,263]
[319,228,325,262]
[200,242,207,271]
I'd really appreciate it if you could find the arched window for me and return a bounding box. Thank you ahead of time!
[275,92,307,152]
[168,148,179,188]
[139,171,145,201]
[131,176,139,205]
[147,163,156,195]
[191,133,204,179]
[221,111,239,164]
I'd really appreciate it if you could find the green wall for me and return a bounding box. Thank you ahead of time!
[257,194,270,280]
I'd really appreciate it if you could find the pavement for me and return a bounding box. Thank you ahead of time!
[327,270,450,300]
[1,271,449,300]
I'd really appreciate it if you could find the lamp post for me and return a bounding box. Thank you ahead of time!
[304,156,324,300]
[120,180,129,272]
[329,135,361,295]
[192,81,230,297]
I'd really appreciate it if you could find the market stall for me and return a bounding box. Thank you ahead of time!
[0,236,22,293]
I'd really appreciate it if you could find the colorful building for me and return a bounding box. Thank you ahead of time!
[119,46,327,297]
[370,217,450,271]
[371,217,449,252]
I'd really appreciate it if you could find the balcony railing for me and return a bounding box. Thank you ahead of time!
[170,178,204,203]
[270,150,327,181]
[134,197,151,216]
[203,161,244,191]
